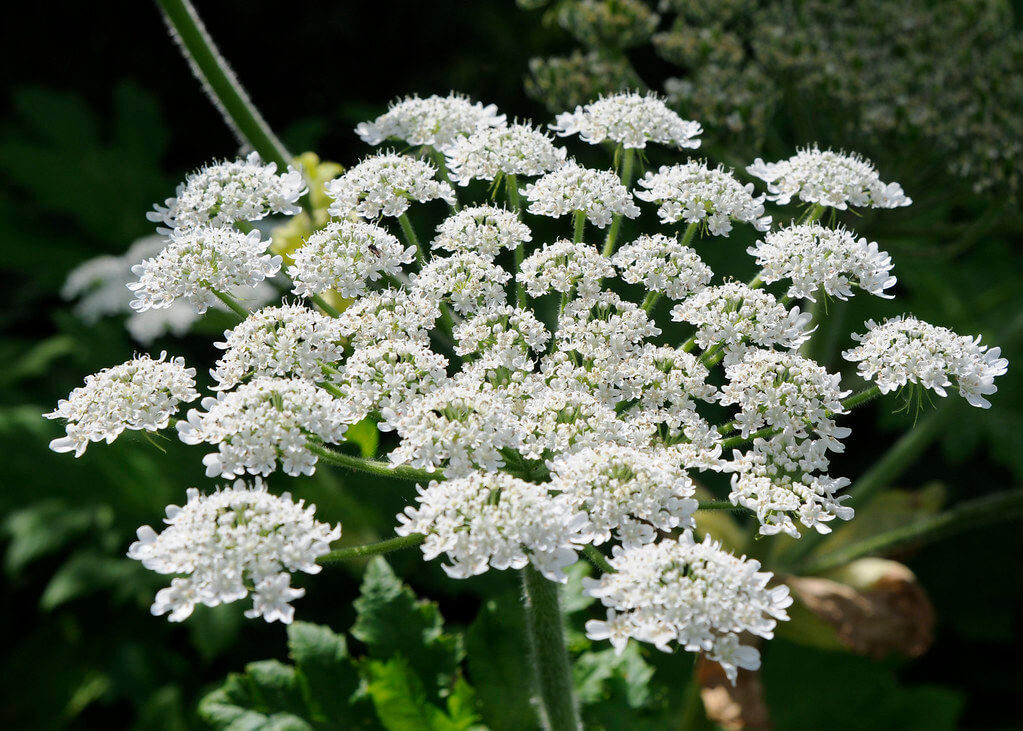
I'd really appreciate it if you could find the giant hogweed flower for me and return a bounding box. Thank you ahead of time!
[355,93,506,153]
[550,91,702,150]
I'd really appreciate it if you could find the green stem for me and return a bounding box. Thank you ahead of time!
[309,293,341,318]
[573,210,586,245]
[318,534,425,566]
[642,290,662,314]
[797,488,1023,575]
[521,566,582,731]
[747,272,763,289]
[155,0,313,211]
[398,213,426,266]
[600,147,635,258]
[211,288,249,319]
[317,380,346,399]
[841,385,882,411]
[802,202,826,224]
[309,443,441,482]
[676,661,705,731]
[432,149,460,212]
[507,175,527,307]
[680,221,699,248]
[697,500,739,511]
[680,335,697,353]
[583,545,615,574]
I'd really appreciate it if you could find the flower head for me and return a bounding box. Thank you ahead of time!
[431,205,532,258]
[355,93,506,153]
[747,147,912,210]
[147,152,305,233]
[445,123,567,185]
[128,227,281,314]
[550,91,702,150]
[325,152,455,219]
[518,238,615,301]
[46,352,198,456]
[128,479,339,623]
[411,251,512,316]
[176,377,350,478]
[636,161,771,234]
[524,161,641,228]
[612,233,713,300]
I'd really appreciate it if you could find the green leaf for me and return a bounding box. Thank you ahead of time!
[243,660,309,720]
[344,417,380,458]
[465,597,536,731]
[574,644,653,709]
[39,551,141,610]
[286,622,364,725]
[351,558,462,701]
[2,500,106,576]
[365,658,480,731]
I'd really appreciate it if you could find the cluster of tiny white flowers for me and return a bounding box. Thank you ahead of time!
[445,123,567,184]
[747,147,912,210]
[549,446,698,549]
[431,205,532,257]
[636,161,771,234]
[524,162,641,228]
[843,316,1009,408]
[556,293,661,362]
[612,233,713,300]
[288,220,415,298]
[748,223,896,301]
[387,379,520,476]
[210,304,344,390]
[671,283,813,354]
[46,352,199,457]
[582,531,792,683]
[355,93,506,153]
[396,472,587,581]
[147,152,306,233]
[622,345,719,433]
[550,91,703,150]
[339,339,448,426]
[127,479,339,623]
[519,239,615,301]
[325,152,455,219]
[128,228,281,314]
[411,251,512,316]
[454,305,550,371]
[176,378,350,479]
[336,289,440,348]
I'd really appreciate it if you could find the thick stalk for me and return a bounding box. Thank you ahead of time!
[797,488,1023,575]
[156,0,307,211]
[642,291,662,313]
[583,545,615,574]
[507,174,527,307]
[432,149,460,212]
[573,210,586,245]
[398,213,426,266]
[521,566,581,731]
[600,147,635,258]
[310,293,341,317]
[680,220,699,248]
[309,443,442,482]
[318,534,425,566]
[211,288,249,319]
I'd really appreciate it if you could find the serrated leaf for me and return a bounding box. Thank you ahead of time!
[242,660,309,721]
[573,644,653,708]
[286,622,365,725]
[365,658,479,731]
[351,558,462,701]
[466,597,536,731]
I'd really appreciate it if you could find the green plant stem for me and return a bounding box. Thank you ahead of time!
[211,288,249,319]
[680,220,699,247]
[697,501,738,511]
[600,147,635,258]
[318,534,425,566]
[432,149,460,211]
[309,443,441,482]
[507,174,527,307]
[802,203,826,224]
[797,488,1023,575]
[398,213,426,266]
[309,293,341,318]
[155,0,313,212]
[521,566,581,731]
[841,385,882,411]
[573,210,586,245]
[583,545,615,574]
[317,381,346,399]
[676,661,705,731]
[642,291,662,313]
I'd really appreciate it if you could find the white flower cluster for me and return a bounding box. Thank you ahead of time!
[128,228,281,314]
[339,339,448,426]
[355,93,506,153]
[748,223,896,301]
[336,289,440,348]
[550,91,703,150]
[636,161,771,234]
[843,316,1009,408]
[671,283,813,354]
[147,152,305,233]
[524,162,641,228]
[621,345,719,436]
[583,532,792,683]
[445,123,567,184]
[325,152,455,219]
[431,205,532,257]
[747,147,912,210]
[46,352,199,456]
[210,304,344,390]
[177,378,350,478]
[519,239,615,301]
[549,446,698,549]
[556,294,660,362]
[412,251,511,316]
[128,479,339,623]
[396,472,586,581]
[613,233,713,300]
[454,305,550,372]
[288,220,415,298]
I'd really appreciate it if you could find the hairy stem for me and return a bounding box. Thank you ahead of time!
[797,488,1023,574]
[600,147,635,258]
[583,545,615,574]
[398,213,426,267]
[318,534,425,566]
[508,174,528,307]
[211,288,249,319]
[642,290,662,314]
[309,293,341,318]
[309,443,441,482]
[521,566,582,731]
[573,210,586,245]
